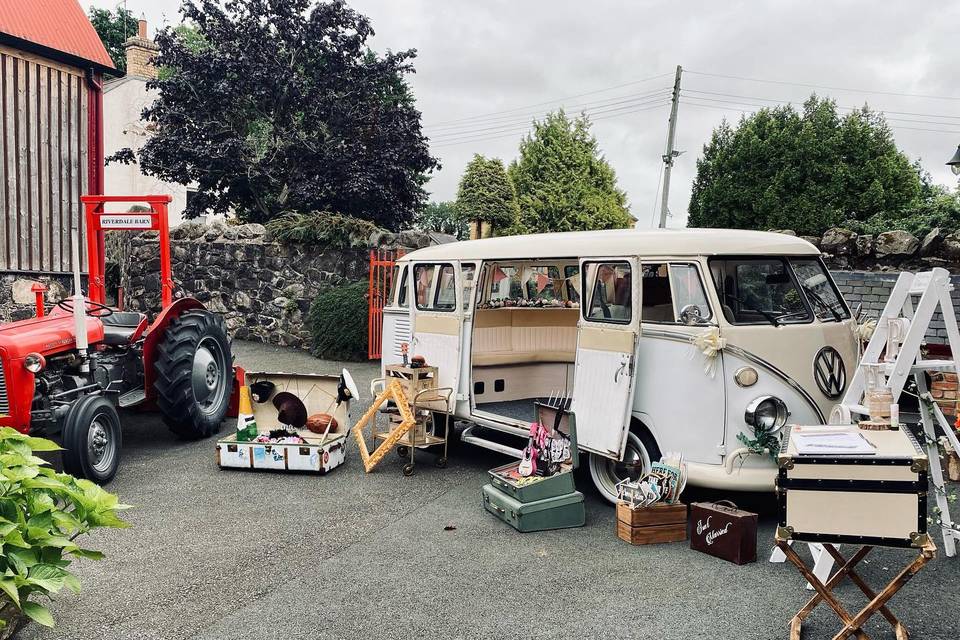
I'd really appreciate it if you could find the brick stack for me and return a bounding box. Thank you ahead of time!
[929,372,960,420]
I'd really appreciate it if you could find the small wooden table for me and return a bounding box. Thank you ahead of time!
[774,535,936,640]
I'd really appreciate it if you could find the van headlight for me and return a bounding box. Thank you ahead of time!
[745,395,788,433]
[24,352,46,374]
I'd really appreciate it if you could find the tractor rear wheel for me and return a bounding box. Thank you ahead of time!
[62,395,122,484]
[154,310,232,440]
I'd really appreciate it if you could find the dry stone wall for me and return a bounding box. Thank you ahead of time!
[3,223,960,353]
[117,220,429,348]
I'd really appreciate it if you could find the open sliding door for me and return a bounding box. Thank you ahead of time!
[571,258,640,458]
[409,262,463,411]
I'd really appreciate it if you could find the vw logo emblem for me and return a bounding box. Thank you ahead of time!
[813,347,846,399]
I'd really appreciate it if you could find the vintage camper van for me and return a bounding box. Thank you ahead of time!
[380,229,859,503]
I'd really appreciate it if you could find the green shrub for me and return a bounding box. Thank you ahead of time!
[844,190,960,237]
[0,428,129,635]
[266,211,382,248]
[308,281,369,361]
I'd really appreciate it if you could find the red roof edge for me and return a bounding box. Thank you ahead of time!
[0,0,117,73]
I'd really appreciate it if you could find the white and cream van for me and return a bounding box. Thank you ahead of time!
[380,229,858,503]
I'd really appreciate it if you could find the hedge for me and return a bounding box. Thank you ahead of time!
[307,281,369,361]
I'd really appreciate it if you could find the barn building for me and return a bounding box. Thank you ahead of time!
[0,0,115,318]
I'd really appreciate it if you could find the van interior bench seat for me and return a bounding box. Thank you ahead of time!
[471,308,579,415]
[471,308,578,366]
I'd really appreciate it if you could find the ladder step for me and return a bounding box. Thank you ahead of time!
[118,387,146,408]
[876,360,956,374]
[461,424,524,459]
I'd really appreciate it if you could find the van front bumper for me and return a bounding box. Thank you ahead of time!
[685,460,777,492]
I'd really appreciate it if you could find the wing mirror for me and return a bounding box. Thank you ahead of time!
[678,304,707,326]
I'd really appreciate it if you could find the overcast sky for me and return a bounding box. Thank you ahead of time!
[91,0,960,228]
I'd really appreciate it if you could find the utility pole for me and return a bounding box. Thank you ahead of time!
[658,65,683,228]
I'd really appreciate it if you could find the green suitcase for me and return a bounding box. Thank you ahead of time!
[488,463,577,502]
[482,483,585,532]
[486,405,580,503]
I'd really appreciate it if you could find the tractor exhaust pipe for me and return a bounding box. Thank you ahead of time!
[71,235,89,372]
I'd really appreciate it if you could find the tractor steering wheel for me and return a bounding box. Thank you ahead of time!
[56,298,115,318]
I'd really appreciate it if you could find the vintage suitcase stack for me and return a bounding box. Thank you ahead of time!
[482,404,585,532]
[776,424,929,547]
[616,502,687,545]
[689,501,758,564]
[216,372,350,474]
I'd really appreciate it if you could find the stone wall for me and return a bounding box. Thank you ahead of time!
[0,273,74,322]
[118,220,429,348]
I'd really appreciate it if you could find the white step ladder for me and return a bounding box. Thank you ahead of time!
[838,267,960,557]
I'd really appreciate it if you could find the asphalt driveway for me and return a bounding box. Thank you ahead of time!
[21,341,960,640]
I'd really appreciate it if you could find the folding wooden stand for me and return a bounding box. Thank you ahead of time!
[775,537,936,640]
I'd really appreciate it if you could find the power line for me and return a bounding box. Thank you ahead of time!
[425,87,671,133]
[431,101,671,148]
[686,69,960,102]
[428,71,673,126]
[429,93,672,141]
[680,99,960,135]
[685,89,960,120]
[680,94,960,130]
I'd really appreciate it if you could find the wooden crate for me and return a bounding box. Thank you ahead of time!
[616,502,687,545]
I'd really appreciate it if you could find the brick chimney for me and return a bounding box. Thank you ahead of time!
[124,19,159,79]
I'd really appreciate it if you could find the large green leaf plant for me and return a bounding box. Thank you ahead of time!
[0,427,130,636]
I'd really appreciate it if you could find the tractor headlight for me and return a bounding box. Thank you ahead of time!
[745,395,788,433]
[24,352,46,374]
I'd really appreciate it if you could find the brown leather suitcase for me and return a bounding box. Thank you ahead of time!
[689,500,757,565]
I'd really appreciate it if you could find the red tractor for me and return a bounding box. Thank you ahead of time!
[0,195,239,483]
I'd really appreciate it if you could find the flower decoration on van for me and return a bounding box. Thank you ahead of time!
[477,298,576,310]
[689,326,726,378]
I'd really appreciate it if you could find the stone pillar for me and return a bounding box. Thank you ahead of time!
[469,220,480,240]
[479,221,492,238]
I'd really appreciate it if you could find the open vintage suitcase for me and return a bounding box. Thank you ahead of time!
[776,425,929,547]
[482,403,585,532]
[216,372,352,474]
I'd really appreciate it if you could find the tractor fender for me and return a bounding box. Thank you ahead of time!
[142,297,206,402]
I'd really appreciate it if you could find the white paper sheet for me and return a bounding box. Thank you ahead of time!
[793,431,877,456]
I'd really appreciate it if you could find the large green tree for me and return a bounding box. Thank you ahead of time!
[688,95,922,235]
[88,5,139,73]
[507,111,633,234]
[108,0,437,228]
[412,201,467,240]
[456,155,520,235]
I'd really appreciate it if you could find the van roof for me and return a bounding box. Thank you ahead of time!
[399,228,820,262]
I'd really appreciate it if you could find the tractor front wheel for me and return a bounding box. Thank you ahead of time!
[62,395,122,484]
[154,310,232,440]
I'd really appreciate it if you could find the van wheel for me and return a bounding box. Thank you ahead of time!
[588,428,661,505]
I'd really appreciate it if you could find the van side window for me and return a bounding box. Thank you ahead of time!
[461,263,476,311]
[414,264,436,310]
[584,261,632,323]
[641,264,674,322]
[391,266,408,308]
[565,265,580,304]
[435,265,457,311]
[669,264,712,322]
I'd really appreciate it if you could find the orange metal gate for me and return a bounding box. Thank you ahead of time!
[367,248,403,359]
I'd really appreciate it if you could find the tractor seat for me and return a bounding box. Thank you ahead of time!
[101,312,148,346]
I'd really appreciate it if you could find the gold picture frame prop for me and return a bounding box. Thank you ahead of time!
[774,534,935,640]
[351,380,417,473]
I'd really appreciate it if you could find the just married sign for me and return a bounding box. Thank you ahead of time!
[689,501,758,565]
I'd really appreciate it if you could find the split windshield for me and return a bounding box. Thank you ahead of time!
[709,257,849,325]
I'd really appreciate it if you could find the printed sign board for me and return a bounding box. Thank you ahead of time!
[98,214,154,230]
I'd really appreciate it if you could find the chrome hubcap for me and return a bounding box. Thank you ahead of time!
[192,337,226,416]
[87,418,115,474]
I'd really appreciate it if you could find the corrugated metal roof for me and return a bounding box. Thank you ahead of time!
[0,0,115,70]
